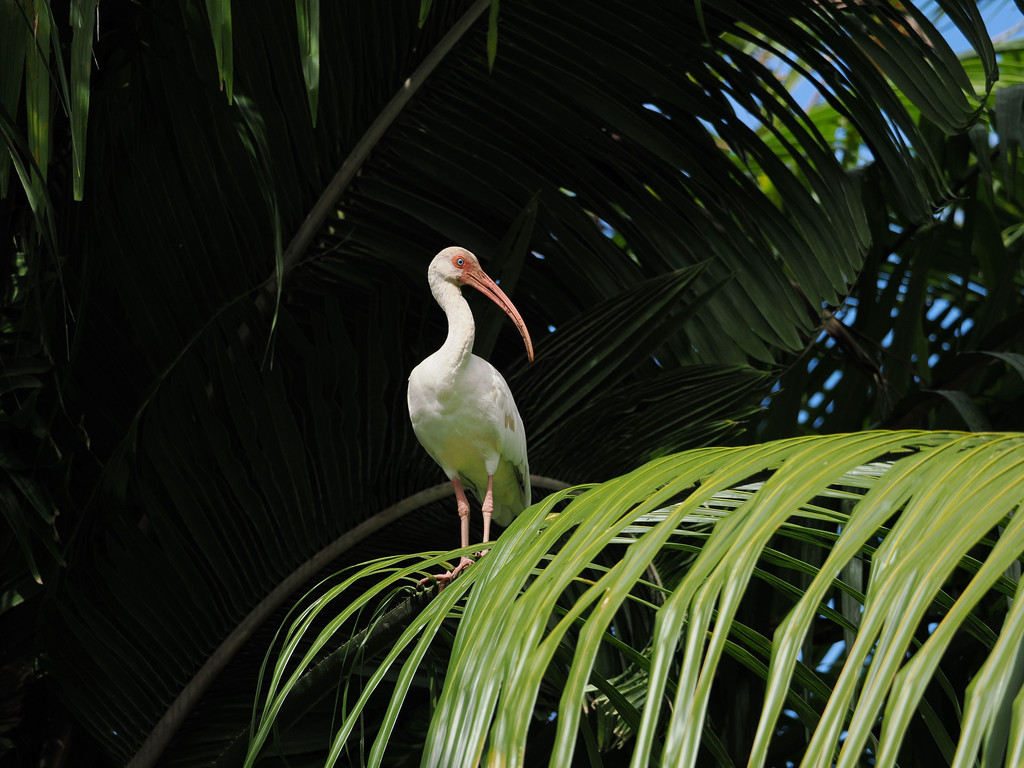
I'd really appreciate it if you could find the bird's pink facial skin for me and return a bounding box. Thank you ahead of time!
[451,252,535,362]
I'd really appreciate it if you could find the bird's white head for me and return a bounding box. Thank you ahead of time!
[428,247,534,362]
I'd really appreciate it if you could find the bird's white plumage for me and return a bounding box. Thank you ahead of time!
[409,350,529,525]
[407,247,532,528]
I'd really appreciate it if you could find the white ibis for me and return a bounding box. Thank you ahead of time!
[408,246,534,586]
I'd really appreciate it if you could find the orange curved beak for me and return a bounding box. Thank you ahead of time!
[461,265,534,362]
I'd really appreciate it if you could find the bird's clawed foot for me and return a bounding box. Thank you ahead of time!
[417,555,476,590]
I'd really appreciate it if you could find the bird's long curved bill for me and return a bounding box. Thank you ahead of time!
[463,268,534,361]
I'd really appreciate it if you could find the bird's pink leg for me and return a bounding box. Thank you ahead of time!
[447,477,477,579]
[419,476,475,589]
[481,475,494,546]
[455,476,471,549]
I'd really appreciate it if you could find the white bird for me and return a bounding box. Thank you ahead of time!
[408,246,534,586]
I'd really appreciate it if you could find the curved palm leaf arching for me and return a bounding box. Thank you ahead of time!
[247,431,1024,767]
[0,0,1021,766]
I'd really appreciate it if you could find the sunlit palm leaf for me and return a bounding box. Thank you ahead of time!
[247,431,1024,767]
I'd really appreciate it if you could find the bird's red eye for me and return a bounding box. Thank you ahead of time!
[454,256,466,268]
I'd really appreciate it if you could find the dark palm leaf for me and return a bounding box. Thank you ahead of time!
[750,42,1024,438]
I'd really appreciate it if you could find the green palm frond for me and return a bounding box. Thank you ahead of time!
[248,431,1024,767]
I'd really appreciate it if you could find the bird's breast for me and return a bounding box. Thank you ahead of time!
[409,362,498,433]
[408,353,530,518]
[408,355,518,455]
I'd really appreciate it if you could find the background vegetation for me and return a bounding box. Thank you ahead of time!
[2,0,1024,766]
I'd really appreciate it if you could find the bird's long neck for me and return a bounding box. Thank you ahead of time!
[432,278,475,377]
